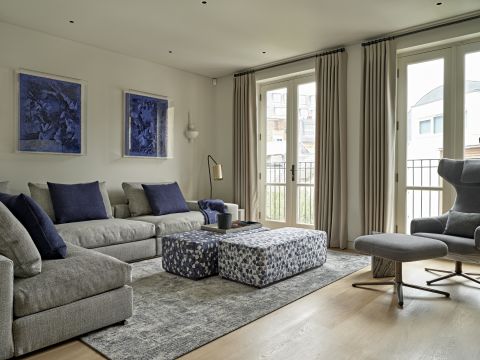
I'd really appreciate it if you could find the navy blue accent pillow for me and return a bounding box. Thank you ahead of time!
[47,181,108,224]
[142,183,189,216]
[0,193,67,259]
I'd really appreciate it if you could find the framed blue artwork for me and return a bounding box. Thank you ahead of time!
[124,90,173,158]
[17,70,85,155]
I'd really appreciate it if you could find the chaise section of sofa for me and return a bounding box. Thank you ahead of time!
[0,243,132,359]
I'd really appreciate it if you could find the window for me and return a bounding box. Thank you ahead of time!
[419,119,431,134]
[433,115,443,134]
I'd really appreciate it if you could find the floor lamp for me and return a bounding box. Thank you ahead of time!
[208,155,223,198]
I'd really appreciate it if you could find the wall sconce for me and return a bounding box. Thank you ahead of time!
[185,111,199,142]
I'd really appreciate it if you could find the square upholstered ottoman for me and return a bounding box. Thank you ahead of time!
[219,227,328,287]
[162,228,268,280]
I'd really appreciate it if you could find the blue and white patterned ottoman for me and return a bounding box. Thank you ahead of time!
[162,228,268,280]
[219,227,328,287]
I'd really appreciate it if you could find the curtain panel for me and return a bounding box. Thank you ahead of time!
[314,51,348,248]
[360,40,397,235]
[233,73,258,220]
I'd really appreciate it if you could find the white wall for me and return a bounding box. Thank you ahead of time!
[213,18,480,246]
[0,21,216,203]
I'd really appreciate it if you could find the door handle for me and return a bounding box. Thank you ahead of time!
[290,164,295,182]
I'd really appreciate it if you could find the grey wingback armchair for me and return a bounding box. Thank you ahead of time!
[411,158,480,286]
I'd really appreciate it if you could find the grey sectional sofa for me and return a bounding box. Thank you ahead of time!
[0,181,238,359]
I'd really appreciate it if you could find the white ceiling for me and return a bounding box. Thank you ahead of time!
[0,0,479,78]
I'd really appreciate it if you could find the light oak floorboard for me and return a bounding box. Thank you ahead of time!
[23,257,480,360]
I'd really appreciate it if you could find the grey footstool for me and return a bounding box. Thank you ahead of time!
[352,234,450,307]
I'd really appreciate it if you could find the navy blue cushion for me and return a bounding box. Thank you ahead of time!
[47,182,108,224]
[142,183,189,216]
[0,193,67,259]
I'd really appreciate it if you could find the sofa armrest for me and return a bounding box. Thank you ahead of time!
[475,227,480,250]
[410,214,447,235]
[186,201,239,221]
[0,255,14,360]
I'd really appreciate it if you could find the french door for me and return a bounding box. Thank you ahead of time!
[396,39,480,233]
[259,75,316,228]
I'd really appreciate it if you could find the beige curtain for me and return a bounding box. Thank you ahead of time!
[233,73,258,220]
[314,51,348,248]
[361,40,397,235]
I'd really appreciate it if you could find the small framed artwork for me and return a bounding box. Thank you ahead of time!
[124,90,174,158]
[16,70,86,155]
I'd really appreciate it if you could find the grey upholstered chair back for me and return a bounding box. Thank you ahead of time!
[439,159,480,213]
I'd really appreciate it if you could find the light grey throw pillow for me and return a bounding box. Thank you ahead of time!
[122,182,172,217]
[444,210,480,238]
[28,182,113,221]
[0,181,8,193]
[0,202,42,277]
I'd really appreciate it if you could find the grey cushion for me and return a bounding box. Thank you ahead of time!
[13,243,131,317]
[444,210,480,238]
[113,203,131,219]
[0,181,8,193]
[354,234,448,262]
[122,182,172,217]
[131,211,205,237]
[55,218,155,249]
[414,233,478,255]
[28,182,113,221]
[0,202,42,277]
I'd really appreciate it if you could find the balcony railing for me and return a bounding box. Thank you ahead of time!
[406,159,442,232]
[265,161,314,225]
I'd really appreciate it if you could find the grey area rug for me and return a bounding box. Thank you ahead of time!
[82,250,369,360]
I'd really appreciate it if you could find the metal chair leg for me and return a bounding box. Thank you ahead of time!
[425,267,453,274]
[460,273,480,285]
[403,283,450,297]
[426,272,457,285]
[352,261,450,307]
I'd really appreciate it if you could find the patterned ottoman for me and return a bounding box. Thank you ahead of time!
[219,227,328,287]
[162,228,268,280]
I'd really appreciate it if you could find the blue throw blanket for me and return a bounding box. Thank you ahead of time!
[198,199,227,224]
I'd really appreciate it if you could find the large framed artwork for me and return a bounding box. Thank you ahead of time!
[124,90,174,158]
[17,70,85,155]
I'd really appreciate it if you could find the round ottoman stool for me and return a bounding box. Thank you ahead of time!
[352,233,450,307]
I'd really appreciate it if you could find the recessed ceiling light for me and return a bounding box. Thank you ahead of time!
[168,50,173,54]
[262,51,267,54]
[69,20,75,24]
[436,2,443,5]
[201,1,207,4]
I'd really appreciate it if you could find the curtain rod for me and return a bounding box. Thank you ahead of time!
[233,47,345,78]
[362,13,480,46]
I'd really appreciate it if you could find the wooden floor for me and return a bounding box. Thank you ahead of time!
[24,257,480,360]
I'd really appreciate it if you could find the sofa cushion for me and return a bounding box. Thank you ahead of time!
[0,193,67,260]
[444,210,480,238]
[131,211,205,237]
[122,182,172,217]
[0,202,41,277]
[13,243,131,317]
[48,182,108,224]
[414,233,477,255]
[55,218,155,249]
[28,182,113,222]
[142,183,189,216]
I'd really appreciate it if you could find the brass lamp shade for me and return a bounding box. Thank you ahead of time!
[212,164,223,180]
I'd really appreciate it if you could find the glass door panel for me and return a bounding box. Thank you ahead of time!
[464,50,480,159]
[296,82,316,225]
[404,57,445,232]
[265,87,287,222]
